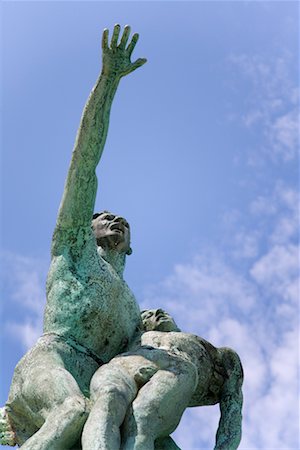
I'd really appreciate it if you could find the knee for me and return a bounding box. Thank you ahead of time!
[131,398,154,432]
[90,370,136,404]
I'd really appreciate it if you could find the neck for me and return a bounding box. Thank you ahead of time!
[98,246,126,277]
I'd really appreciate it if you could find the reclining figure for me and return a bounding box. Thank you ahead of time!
[1,26,243,450]
[82,309,243,450]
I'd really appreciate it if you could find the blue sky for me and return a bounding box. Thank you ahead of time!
[1,1,299,449]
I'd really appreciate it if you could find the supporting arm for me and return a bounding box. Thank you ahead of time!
[55,25,146,232]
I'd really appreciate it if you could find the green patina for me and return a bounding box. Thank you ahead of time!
[1,25,243,450]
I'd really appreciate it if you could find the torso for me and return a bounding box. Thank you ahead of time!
[44,226,141,362]
[139,331,224,406]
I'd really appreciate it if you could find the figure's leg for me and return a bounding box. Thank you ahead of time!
[18,366,88,450]
[122,363,197,450]
[82,363,138,450]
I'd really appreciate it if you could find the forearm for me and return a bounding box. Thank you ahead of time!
[56,73,120,229]
[73,72,119,168]
[214,348,243,450]
[214,393,243,450]
[54,25,146,235]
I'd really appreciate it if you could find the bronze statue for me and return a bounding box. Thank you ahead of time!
[83,309,243,450]
[0,26,243,450]
[1,25,145,450]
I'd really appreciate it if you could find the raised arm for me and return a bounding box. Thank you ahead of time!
[214,348,244,450]
[55,25,146,231]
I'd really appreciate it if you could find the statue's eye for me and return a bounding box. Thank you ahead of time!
[102,214,115,221]
[143,312,154,320]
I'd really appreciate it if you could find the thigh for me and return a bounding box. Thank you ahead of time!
[24,365,83,417]
[127,361,197,438]
[90,355,157,401]
[7,343,86,446]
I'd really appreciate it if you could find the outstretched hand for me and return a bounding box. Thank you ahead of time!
[101,24,147,79]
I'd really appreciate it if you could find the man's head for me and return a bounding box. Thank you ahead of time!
[141,309,180,332]
[92,211,132,255]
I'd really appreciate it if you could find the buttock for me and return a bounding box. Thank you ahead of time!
[32,334,102,396]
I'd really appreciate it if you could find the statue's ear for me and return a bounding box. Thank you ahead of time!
[126,247,133,256]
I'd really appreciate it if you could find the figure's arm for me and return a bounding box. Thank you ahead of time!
[214,349,243,450]
[55,25,146,231]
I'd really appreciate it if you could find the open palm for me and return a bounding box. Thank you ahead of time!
[102,24,147,79]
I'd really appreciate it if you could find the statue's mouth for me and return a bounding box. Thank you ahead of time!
[110,223,124,233]
[156,313,169,321]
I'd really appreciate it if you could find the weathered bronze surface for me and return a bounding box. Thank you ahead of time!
[0,26,243,450]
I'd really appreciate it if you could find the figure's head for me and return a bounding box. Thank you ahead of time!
[92,211,132,255]
[141,309,180,332]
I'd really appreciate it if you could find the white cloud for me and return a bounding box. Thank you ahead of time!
[251,244,298,303]
[142,184,299,449]
[250,196,277,216]
[2,252,47,349]
[2,182,299,449]
[173,406,219,450]
[6,321,42,350]
[250,183,299,307]
[268,109,299,161]
[143,251,299,449]
[228,52,299,164]
[244,327,299,450]
[232,230,260,259]
[142,253,257,336]
[250,182,299,247]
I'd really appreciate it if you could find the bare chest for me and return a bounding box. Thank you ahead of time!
[44,254,141,361]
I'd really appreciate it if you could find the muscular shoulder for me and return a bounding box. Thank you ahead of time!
[218,347,243,381]
[217,347,244,401]
[51,224,96,258]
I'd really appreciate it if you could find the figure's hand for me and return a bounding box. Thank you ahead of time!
[102,24,147,79]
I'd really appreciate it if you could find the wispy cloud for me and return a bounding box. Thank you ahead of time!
[2,180,298,448]
[142,183,299,449]
[267,109,299,161]
[2,252,47,349]
[228,52,299,164]
[251,244,298,304]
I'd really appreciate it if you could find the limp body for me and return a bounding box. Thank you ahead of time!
[82,309,243,450]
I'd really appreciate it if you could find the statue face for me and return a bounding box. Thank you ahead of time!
[141,309,180,332]
[92,211,131,254]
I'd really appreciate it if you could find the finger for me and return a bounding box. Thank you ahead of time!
[102,28,109,50]
[111,24,121,48]
[130,58,147,72]
[119,25,131,49]
[126,32,139,56]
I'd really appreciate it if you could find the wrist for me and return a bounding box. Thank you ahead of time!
[95,70,120,93]
[100,66,122,81]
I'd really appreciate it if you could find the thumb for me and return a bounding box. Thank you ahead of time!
[130,58,147,72]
